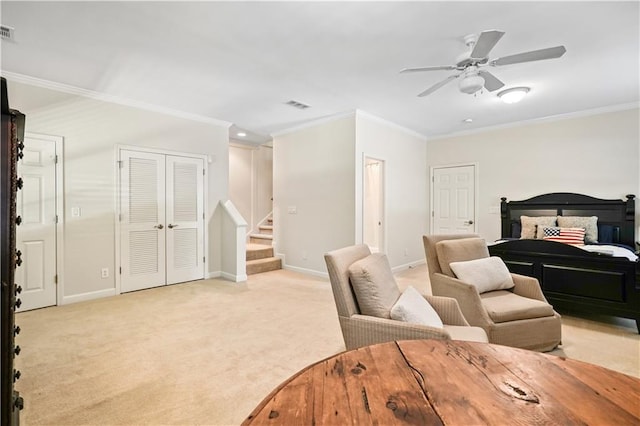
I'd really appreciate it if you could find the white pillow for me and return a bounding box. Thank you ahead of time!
[449,256,515,294]
[390,286,443,328]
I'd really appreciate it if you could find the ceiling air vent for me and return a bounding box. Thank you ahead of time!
[0,25,15,41]
[285,100,310,110]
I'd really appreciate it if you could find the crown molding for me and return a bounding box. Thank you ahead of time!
[270,110,356,138]
[355,109,427,141]
[1,71,232,128]
[428,102,640,141]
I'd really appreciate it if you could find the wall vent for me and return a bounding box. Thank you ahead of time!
[0,25,15,41]
[285,100,310,110]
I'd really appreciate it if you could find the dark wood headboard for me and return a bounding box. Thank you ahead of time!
[500,193,636,248]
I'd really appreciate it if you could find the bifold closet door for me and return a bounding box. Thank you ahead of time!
[165,155,204,285]
[120,150,167,292]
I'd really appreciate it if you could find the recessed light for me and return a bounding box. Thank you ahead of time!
[498,87,530,104]
[237,132,247,137]
[463,118,473,123]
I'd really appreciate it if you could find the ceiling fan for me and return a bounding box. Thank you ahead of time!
[401,30,566,97]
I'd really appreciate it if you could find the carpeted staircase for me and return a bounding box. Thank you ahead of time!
[246,216,281,275]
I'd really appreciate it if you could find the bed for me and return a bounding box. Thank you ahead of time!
[487,193,639,332]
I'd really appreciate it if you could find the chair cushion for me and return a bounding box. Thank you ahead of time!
[390,286,443,328]
[449,256,515,293]
[480,291,555,323]
[444,325,489,343]
[348,253,401,318]
[435,238,489,277]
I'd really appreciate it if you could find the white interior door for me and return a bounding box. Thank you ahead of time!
[120,150,205,292]
[16,136,57,311]
[432,165,476,234]
[166,155,204,284]
[120,150,167,292]
[363,157,385,253]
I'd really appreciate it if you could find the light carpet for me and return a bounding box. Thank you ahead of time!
[14,264,640,425]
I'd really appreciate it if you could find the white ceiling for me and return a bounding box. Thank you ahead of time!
[2,1,639,144]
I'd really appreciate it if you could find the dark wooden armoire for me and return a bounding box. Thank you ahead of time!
[1,76,25,425]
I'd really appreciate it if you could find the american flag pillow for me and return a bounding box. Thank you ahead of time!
[542,227,586,245]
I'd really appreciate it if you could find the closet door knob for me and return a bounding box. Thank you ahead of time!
[154,224,164,229]
[168,224,178,229]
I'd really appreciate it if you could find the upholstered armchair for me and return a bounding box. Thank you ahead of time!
[423,234,562,352]
[324,244,487,351]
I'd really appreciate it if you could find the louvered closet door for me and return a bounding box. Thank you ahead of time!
[120,150,166,292]
[165,155,204,284]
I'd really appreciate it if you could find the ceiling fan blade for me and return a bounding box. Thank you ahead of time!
[470,30,505,58]
[490,46,567,66]
[417,75,458,97]
[478,70,504,92]
[400,65,457,73]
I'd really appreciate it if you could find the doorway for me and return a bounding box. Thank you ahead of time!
[363,157,385,253]
[117,148,205,293]
[16,133,64,311]
[431,164,477,234]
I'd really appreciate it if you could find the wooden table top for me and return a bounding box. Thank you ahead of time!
[243,339,640,425]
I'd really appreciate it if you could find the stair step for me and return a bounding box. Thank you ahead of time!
[247,256,282,275]
[246,244,274,261]
[250,234,273,245]
[258,225,273,235]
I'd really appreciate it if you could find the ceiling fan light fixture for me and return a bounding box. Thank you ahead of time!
[498,87,530,104]
[459,74,485,94]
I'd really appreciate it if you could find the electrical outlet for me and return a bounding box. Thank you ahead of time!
[101,268,109,278]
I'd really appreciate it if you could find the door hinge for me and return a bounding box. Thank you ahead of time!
[119,267,122,275]
[54,275,58,284]
[118,213,122,222]
[431,211,434,217]
[117,160,123,169]
[203,256,205,263]
[54,155,59,164]
[55,215,59,224]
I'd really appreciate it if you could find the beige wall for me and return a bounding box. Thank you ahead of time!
[273,111,429,276]
[228,143,273,234]
[355,112,428,268]
[273,115,356,275]
[427,108,640,242]
[8,80,230,302]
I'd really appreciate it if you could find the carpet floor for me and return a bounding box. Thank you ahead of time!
[14,264,640,425]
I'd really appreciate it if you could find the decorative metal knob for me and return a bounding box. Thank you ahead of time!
[15,285,22,295]
[14,326,20,336]
[15,299,21,309]
[13,369,21,382]
[16,216,22,226]
[16,178,23,189]
[14,345,21,356]
[14,396,24,410]
[15,250,22,266]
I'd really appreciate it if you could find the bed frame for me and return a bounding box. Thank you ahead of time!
[488,193,639,332]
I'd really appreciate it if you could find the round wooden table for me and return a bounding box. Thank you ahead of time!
[243,339,640,425]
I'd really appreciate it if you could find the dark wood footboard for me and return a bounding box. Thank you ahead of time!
[489,240,640,332]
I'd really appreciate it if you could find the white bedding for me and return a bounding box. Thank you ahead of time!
[491,240,638,262]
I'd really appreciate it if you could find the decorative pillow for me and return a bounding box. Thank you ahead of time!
[449,256,515,294]
[557,216,598,243]
[390,286,443,328]
[348,253,401,319]
[520,216,557,239]
[435,238,489,277]
[542,227,586,246]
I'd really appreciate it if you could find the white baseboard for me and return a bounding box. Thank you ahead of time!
[391,259,425,273]
[61,288,116,305]
[221,271,248,282]
[282,264,329,279]
[206,271,222,279]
